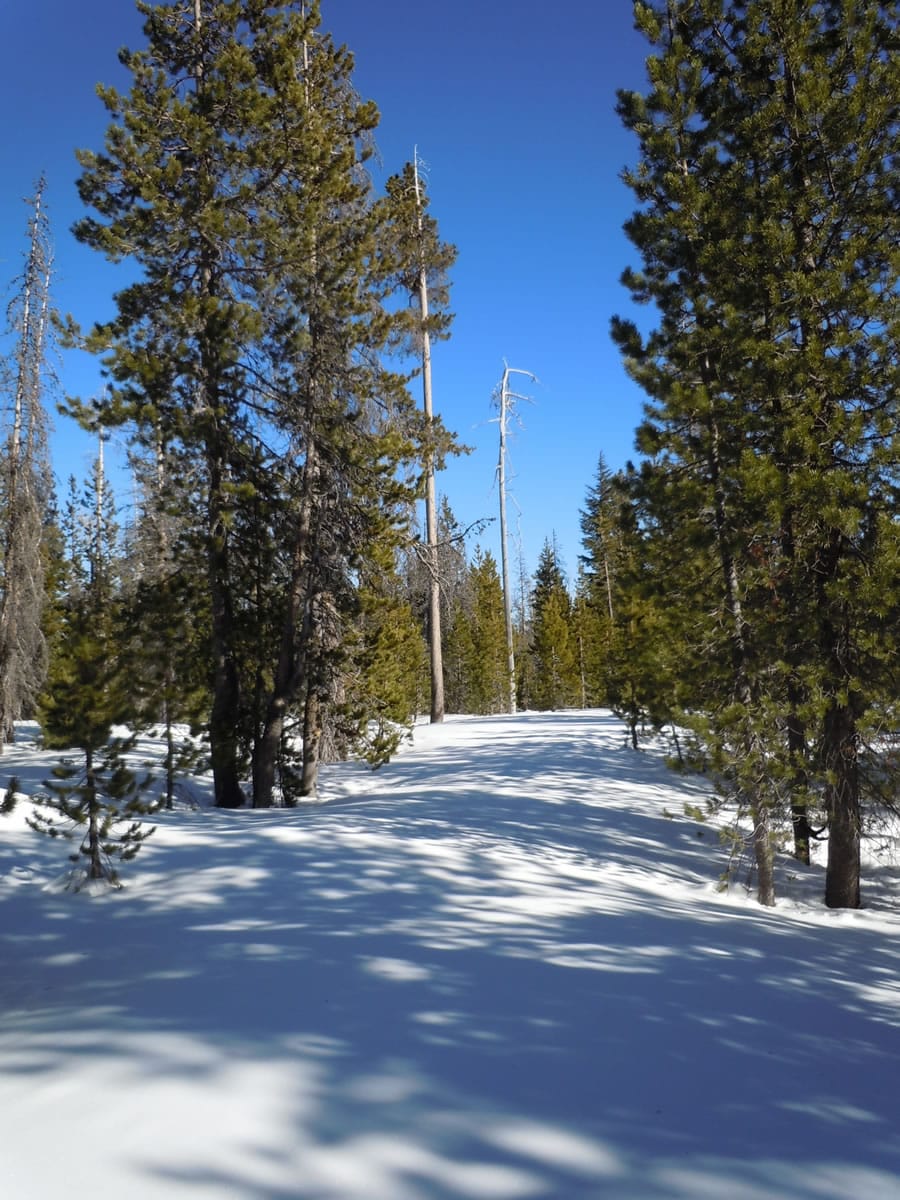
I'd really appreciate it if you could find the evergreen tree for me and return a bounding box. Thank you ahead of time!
[464,549,508,714]
[579,453,619,630]
[343,573,428,767]
[120,438,209,808]
[444,592,475,714]
[614,0,900,906]
[376,158,457,724]
[30,451,156,887]
[529,539,579,711]
[73,0,438,805]
[580,466,679,746]
[0,178,55,747]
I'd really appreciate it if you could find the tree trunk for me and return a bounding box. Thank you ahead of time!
[85,748,103,880]
[705,400,775,905]
[751,800,776,907]
[207,452,245,809]
[252,437,319,808]
[0,179,50,749]
[823,701,861,909]
[414,172,445,723]
[787,705,812,865]
[299,686,322,798]
[163,693,176,811]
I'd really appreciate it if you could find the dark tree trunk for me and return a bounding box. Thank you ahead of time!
[823,701,861,909]
[85,748,103,879]
[252,441,318,808]
[786,706,812,865]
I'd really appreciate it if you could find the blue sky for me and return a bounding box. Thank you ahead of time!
[0,0,652,583]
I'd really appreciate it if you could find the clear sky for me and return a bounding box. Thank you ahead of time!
[0,0,653,584]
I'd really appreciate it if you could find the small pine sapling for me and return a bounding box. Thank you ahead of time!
[28,737,158,890]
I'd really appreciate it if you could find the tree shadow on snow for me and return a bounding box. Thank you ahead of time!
[1,712,900,1198]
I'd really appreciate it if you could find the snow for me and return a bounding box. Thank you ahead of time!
[1,710,900,1199]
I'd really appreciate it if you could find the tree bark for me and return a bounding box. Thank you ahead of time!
[414,158,444,725]
[206,448,245,809]
[300,685,322,798]
[823,701,861,909]
[85,748,103,880]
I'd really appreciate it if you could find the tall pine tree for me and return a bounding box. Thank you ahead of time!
[73,0,438,805]
[0,178,54,747]
[614,0,900,906]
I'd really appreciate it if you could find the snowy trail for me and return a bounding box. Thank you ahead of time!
[1,711,900,1198]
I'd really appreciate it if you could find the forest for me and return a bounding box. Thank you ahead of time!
[0,0,898,912]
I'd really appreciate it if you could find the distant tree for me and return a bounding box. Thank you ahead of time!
[528,539,579,711]
[343,576,427,767]
[570,582,604,709]
[403,496,478,714]
[579,453,618,630]
[458,549,508,714]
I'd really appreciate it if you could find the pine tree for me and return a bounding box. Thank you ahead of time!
[529,539,579,711]
[343,572,427,767]
[0,178,55,747]
[580,466,679,747]
[73,0,436,806]
[614,0,900,906]
[579,454,619,630]
[30,451,157,887]
[120,437,209,809]
[377,157,457,724]
[464,549,508,714]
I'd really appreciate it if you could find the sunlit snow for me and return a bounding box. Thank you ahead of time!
[1,711,899,1198]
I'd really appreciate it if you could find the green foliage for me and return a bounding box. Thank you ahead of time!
[1,776,20,816]
[466,550,509,714]
[579,460,679,743]
[527,539,579,711]
[71,0,457,801]
[442,549,508,715]
[28,740,158,889]
[31,450,157,885]
[345,581,427,767]
[615,0,900,905]
[376,159,458,362]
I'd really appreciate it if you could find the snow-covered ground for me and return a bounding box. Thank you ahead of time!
[2,711,899,1199]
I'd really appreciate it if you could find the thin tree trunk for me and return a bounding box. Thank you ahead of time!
[85,748,103,880]
[413,156,445,724]
[498,372,516,714]
[207,450,245,808]
[787,702,812,865]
